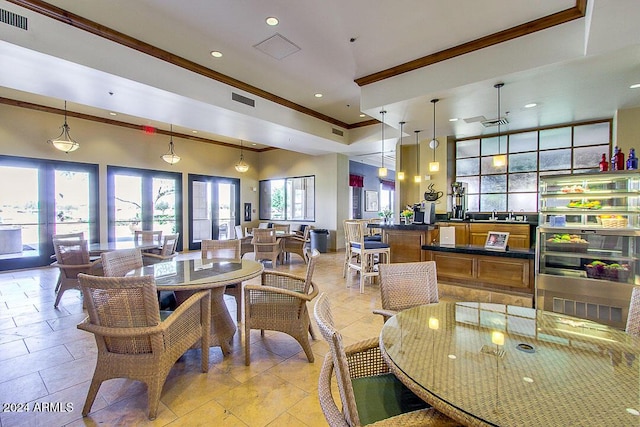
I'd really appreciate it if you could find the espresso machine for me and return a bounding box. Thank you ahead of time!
[451,182,467,220]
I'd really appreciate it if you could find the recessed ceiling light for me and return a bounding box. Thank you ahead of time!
[524,103,537,108]
[449,118,458,122]
[359,114,366,117]
[192,130,198,134]
[109,112,117,116]
[314,93,323,98]
[252,143,257,146]
[630,83,640,89]
[210,51,223,58]
[266,17,279,26]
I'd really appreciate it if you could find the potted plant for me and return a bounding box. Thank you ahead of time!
[378,209,393,224]
[400,209,414,224]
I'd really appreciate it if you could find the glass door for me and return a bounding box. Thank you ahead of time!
[188,174,240,250]
[0,157,98,270]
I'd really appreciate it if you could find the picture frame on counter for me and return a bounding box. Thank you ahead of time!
[485,231,509,251]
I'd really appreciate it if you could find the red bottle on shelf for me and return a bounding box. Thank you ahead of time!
[599,153,608,171]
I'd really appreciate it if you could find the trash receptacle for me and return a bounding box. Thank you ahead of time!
[310,229,329,253]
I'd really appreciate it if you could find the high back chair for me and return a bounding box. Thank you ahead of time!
[201,239,244,321]
[143,233,179,264]
[284,225,312,263]
[251,228,282,266]
[344,220,390,293]
[273,224,291,234]
[234,225,254,258]
[52,231,88,293]
[626,286,640,338]
[244,249,320,365]
[374,261,440,323]
[101,248,144,277]
[77,273,211,420]
[51,239,100,308]
[313,293,456,426]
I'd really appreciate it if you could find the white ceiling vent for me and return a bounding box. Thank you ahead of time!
[332,128,344,137]
[0,8,28,30]
[232,92,255,107]
[481,117,509,128]
[254,33,301,60]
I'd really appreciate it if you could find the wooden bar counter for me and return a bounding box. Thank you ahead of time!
[372,223,438,263]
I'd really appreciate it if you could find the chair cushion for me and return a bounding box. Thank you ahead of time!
[364,235,382,242]
[351,241,390,250]
[351,373,429,425]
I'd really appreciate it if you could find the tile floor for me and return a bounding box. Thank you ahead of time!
[0,250,403,427]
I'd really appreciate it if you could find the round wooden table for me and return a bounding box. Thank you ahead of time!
[129,258,263,354]
[380,302,640,426]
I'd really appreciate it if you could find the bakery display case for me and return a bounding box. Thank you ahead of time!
[536,171,640,329]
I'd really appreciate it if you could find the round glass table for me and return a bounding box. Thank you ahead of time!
[380,302,640,426]
[129,258,263,354]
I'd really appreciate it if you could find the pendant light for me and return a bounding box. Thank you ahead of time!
[47,101,79,153]
[235,140,249,173]
[428,99,440,173]
[493,83,507,167]
[161,124,181,164]
[414,130,422,183]
[397,121,406,180]
[378,110,388,177]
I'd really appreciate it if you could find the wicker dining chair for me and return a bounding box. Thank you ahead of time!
[283,225,312,263]
[234,225,254,258]
[51,239,101,308]
[373,261,440,323]
[244,249,320,365]
[134,230,163,247]
[77,273,210,420]
[201,239,243,322]
[143,233,180,264]
[344,220,390,293]
[101,248,144,277]
[251,228,282,266]
[314,293,460,427]
[626,286,640,337]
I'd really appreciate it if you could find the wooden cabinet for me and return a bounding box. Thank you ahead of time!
[468,223,530,249]
[381,226,437,262]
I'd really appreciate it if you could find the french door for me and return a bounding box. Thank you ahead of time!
[188,174,240,251]
[0,156,98,270]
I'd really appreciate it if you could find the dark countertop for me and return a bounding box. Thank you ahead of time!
[369,223,438,231]
[421,243,535,259]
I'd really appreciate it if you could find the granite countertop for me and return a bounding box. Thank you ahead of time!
[421,244,534,259]
[371,223,438,230]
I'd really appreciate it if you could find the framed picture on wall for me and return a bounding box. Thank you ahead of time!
[365,190,378,212]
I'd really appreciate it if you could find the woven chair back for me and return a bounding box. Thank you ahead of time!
[101,248,143,277]
[201,239,241,261]
[379,261,439,313]
[134,230,163,246]
[626,286,640,337]
[159,233,179,257]
[79,274,161,354]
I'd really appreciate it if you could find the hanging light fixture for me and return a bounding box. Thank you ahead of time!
[47,101,79,153]
[493,83,507,167]
[414,130,422,183]
[161,124,181,165]
[429,99,440,173]
[378,110,387,177]
[235,140,249,173]
[397,121,405,180]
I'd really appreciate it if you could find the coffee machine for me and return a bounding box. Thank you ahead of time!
[451,182,467,220]
[413,201,436,224]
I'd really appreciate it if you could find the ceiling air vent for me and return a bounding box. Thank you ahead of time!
[0,8,28,30]
[232,92,255,108]
[332,128,344,137]
[481,117,509,128]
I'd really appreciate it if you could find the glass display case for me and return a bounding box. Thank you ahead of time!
[536,171,640,329]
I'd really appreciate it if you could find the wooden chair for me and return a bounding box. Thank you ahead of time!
[313,293,459,427]
[251,228,282,266]
[134,230,163,247]
[234,225,254,258]
[51,239,101,308]
[77,273,210,420]
[283,225,312,263]
[273,224,291,234]
[101,248,143,277]
[201,239,244,322]
[244,249,320,365]
[373,261,440,323]
[143,233,179,264]
[344,220,390,293]
[626,286,640,337]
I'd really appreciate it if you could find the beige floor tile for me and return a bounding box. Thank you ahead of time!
[0,344,73,384]
[39,355,97,394]
[0,337,28,361]
[0,372,48,403]
[164,399,246,426]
